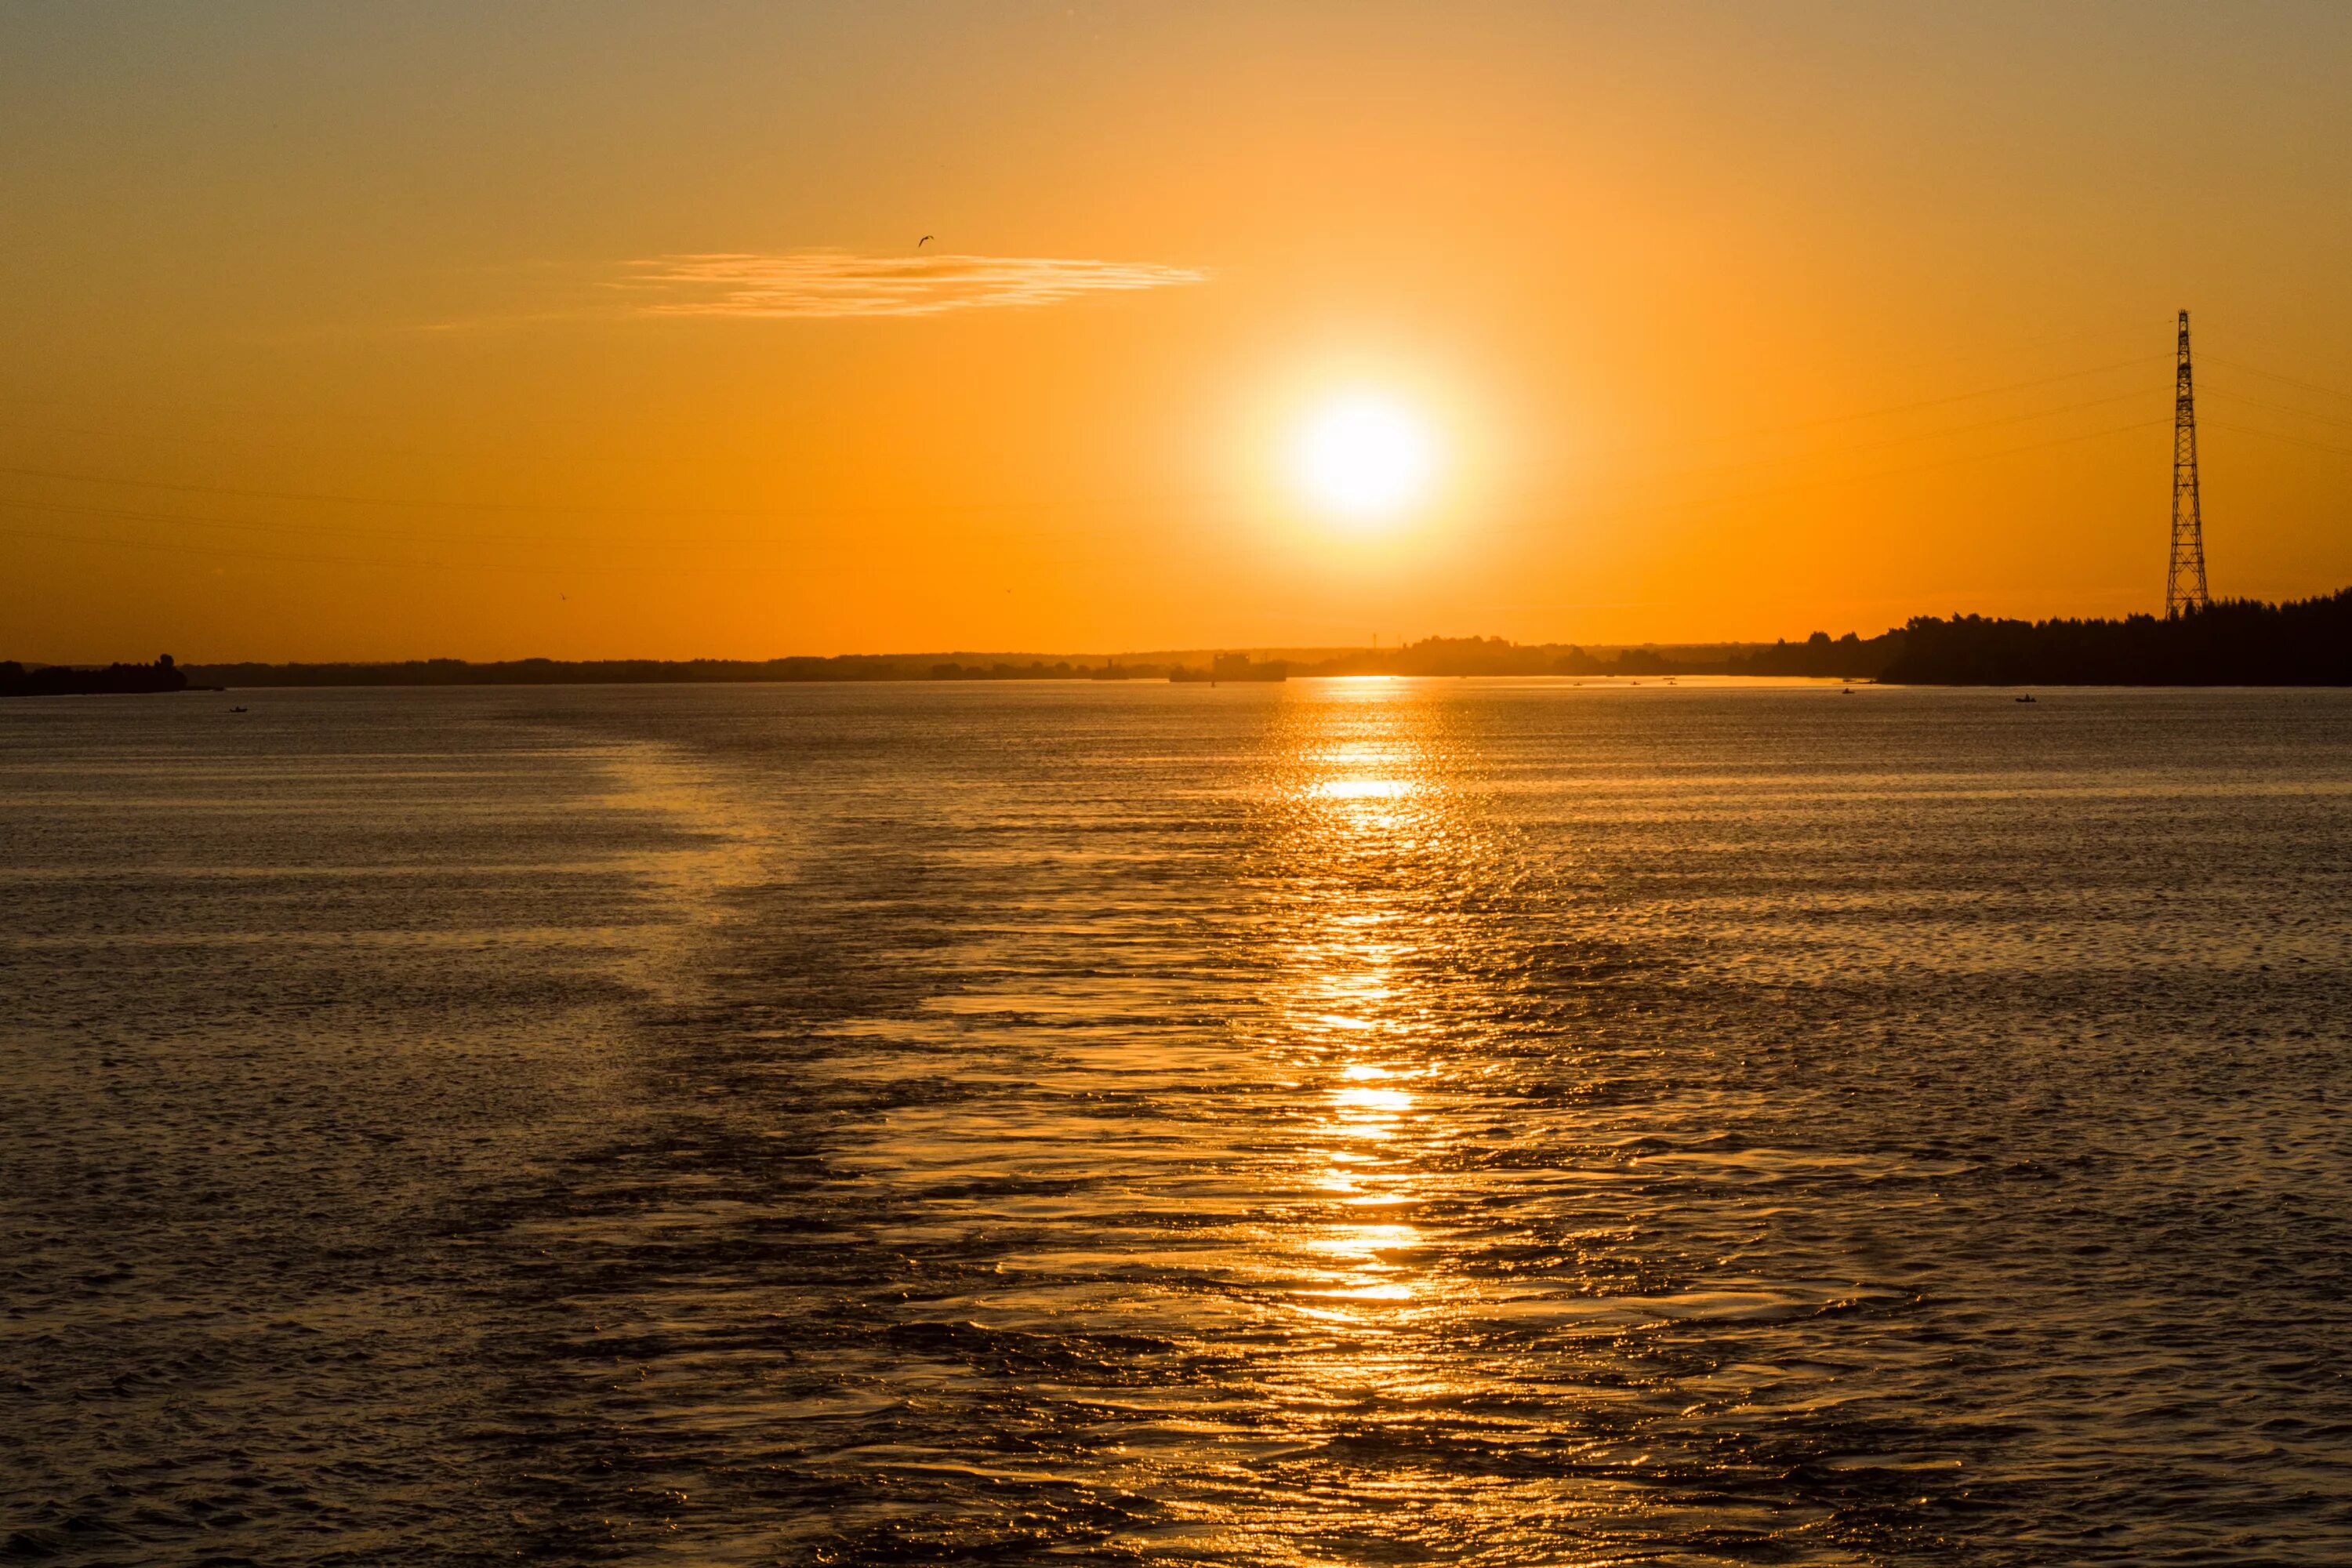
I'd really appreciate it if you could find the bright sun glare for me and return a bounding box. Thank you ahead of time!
[1290,393,1436,524]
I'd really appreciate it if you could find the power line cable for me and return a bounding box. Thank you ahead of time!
[2203,419,2352,462]
[2198,353,2352,407]
[1507,417,2171,537]
[0,494,811,552]
[2200,383,2352,433]
[0,354,2172,519]
[0,463,851,517]
[1767,354,2168,434]
[0,521,840,578]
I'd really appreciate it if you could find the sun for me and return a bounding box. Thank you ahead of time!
[1290,392,1437,524]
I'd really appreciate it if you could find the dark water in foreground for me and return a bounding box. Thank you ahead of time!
[4,681,2350,1566]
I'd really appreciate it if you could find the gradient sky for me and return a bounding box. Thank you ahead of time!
[6,1,2351,661]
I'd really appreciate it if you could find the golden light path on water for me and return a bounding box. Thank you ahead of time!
[1293,706,1439,1321]
[1218,679,1544,1552]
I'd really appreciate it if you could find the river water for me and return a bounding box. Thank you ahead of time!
[3,681,2349,1565]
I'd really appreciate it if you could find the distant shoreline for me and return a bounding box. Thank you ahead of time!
[12,641,1875,692]
[13,588,2352,691]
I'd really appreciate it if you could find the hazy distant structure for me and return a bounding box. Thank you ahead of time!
[2167,309,2211,617]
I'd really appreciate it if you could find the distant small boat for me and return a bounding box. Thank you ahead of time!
[230,705,249,713]
[2015,695,2036,703]
[1172,655,1287,684]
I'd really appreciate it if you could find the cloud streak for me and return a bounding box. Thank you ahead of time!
[618,250,1209,319]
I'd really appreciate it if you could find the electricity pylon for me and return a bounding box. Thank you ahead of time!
[2167,309,2210,617]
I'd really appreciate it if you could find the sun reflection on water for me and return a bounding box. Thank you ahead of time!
[1313,777,1414,800]
[1260,684,1475,1330]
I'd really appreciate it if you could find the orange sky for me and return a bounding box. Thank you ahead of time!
[6,2,2352,661]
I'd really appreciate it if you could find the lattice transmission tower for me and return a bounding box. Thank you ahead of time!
[2167,308,2211,617]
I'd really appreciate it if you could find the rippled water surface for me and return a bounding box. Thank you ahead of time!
[5,681,2350,1565]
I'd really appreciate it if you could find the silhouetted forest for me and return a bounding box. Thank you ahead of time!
[1882,590,2352,684]
[173,640,1895,687]
[20,590,2351,691]
[1,656,189,697]
[1286,633,1896,679]
[204,656,871,685]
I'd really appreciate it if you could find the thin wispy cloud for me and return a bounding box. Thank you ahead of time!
[616,250,1210,319]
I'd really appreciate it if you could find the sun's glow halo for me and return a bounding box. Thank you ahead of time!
[1290,393,1436,524]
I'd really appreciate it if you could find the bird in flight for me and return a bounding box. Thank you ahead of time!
[918,234,934,249]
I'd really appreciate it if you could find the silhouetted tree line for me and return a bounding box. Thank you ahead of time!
[1290,633,1896,678]
[151,641,1900,685]
[1880,589,2352,684]
[32,592,2347,691]
[931,659,1123,679]
[0,655,188,696]
[1295,636,1558,677]
[1169,654,1289,682]
[1721,631,1903,679]
[168,642,1903,687]
[182,655,1116,686]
